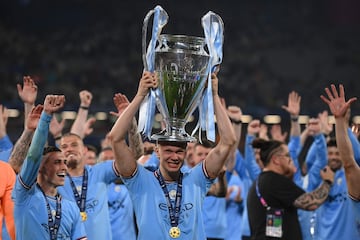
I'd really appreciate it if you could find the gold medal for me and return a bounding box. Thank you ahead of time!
[169,226,181,238]
[80,211,87,221]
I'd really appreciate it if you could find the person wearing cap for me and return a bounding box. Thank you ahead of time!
[108,71,236,239]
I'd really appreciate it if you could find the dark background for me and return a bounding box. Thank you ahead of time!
[1,0,360,148]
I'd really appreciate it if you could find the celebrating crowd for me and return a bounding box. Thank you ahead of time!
[0,69,359,240]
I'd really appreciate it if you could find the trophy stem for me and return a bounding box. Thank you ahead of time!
[151,119,195,142]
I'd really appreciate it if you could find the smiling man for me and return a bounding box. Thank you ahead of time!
[58,132,121,240]
[108,71,236,239]
[13,95,87,240]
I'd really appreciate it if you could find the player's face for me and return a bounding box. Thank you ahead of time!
[158,144,186,173]
[185,142,196,167]
[99,149,114,162]
[40,151,68,187]
[60,135,86,168]
[192,145,211,166]
[274,145,295,177]
[327,146,342,171]
[85,150,97,166]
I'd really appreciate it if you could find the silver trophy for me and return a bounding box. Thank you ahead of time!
[152,34,209,142]
[141,6,223,142]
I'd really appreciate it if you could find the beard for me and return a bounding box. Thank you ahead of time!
[67,158,79,169]
[329,159,342,172]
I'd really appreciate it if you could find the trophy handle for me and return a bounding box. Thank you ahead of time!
[142,6,169,72]
[142,9,155,71]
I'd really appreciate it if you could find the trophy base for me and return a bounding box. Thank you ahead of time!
[151,129,196,142]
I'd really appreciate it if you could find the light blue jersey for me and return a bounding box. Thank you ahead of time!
[13,112,86,240]
[203,196,227,239]
[350,200,360,234]
[297,133,327,240]
[14,184,86,240]
[315,169,360,239]
[122,163,213,240]
[58,160,119,240]
[0,135,13,162]
[233,149,253,237]
[108,182,136,240]
[225,173,244,240]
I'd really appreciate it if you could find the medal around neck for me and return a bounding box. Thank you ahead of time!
[80,211,87,221]
[139,5,224,142]
[169,226,181,238]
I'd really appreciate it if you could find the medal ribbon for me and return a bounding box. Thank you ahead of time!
[37,184,62,240]
[255,179,270,209]
[67,168,88,212]
[155,169,183,227]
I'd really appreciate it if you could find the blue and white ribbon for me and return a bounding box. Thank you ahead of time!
[138,5,168,138]
[199,11,224,142]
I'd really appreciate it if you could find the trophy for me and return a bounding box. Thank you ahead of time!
[140,6,224,142]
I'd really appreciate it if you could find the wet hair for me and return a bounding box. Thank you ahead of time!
[252,138,284,166]
[327,138,337,148]
[43,146,61,155]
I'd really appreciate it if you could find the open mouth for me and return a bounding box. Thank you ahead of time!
[66,153,76,158]
[57,172,66,178]
[168,161,180,168]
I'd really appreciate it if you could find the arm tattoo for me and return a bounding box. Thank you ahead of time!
[293,182,331,210]
[8,129,34,173]
[128,117,144,160]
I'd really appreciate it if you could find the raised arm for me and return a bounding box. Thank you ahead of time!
[108,71,157,177]
[49,116,66,146]
[318,110,333,138]
[8,105,42,173]
[110,93,144,160]
[19,95,65,186]
[282,90,301,137]
[225,105,242,171]
[70,90,95,139]
[259,123,269,141]
[17,76,38,129]
[305,118,328,191]
[321,83,359,200]
[204,73,236,179]
[244,120,262,180]
[348,127,360,166]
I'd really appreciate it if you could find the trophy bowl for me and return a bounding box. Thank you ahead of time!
[151,34,210,142]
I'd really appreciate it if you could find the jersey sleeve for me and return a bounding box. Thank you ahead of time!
[17,112,51,192]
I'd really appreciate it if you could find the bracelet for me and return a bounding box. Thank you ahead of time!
[80,106,89,110]
[230,118,242,125]
[324,180,333,186]
[54,135,62,141]
[291,116,299,122]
